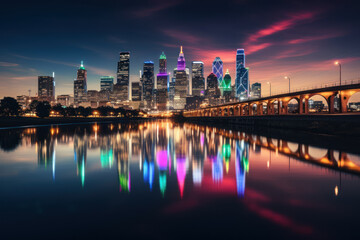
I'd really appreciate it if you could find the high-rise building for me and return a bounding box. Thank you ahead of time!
[212,57,223,87]
[221,69,232,102]
[74,61,87,106]
[156,52,169,111]
[174,46,189,110]
[168,77,175,109]
[38,74,55,102]
[100,76,114,92]
[191,61,205,97]
[115,52,130,101]
[141,61,155,109]
[251,82,261,98]
[206,73,219,106]
[131,81,141,102]
[235,49,249,100]
[56,95,72,106]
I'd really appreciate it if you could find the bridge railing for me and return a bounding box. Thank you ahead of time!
[260,78,360,98]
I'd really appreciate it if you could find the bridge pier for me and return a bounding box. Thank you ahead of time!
[258,103,263,115]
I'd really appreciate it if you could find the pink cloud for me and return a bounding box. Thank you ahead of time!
[247,11,318,43]
[162,29,203,44]
[288,32,343,44]
[132,0,180,18]
[274,48,315,59]
[242,11,319,55]
[11,76,37,81]
[0,61,19,67]
[246,43,273,55]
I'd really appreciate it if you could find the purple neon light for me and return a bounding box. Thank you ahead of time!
[157,150,168,170]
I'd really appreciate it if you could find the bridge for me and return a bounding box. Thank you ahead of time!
[185,123,360,176]
[184,79,360,117]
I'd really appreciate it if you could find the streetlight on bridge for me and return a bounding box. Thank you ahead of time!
[284,76,291,93]
[267,82,271,96]
[335,61,342,86]
[335,61,342,112]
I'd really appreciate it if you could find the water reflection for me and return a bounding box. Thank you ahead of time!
[1,121,359,199]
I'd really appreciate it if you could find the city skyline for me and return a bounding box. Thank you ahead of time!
[1,0,360,98]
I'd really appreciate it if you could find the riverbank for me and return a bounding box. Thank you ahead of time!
[183,114,360,137]
[0,116,149,128]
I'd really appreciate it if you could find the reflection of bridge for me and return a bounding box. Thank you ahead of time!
[190,124,360,176]
[184,81,360,117]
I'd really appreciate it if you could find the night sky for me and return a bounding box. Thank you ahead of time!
[1,0,360,98]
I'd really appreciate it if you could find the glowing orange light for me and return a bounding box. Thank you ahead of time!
[335,185,339,196]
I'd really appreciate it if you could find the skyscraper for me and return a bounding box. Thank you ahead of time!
[191,61,205,97]
[38,74,55,102]
[131,82,141,102]
[156,52,169,111]
[212,57,223,87]
[74,61,87,106]
[251,82,261,98]
[168,77,175,109]
[206,73,219,106]
[235,49,249,100]
[100,76,114,92]
[141,61,155,109]
[221,69,232,102]
[115,52,130,101]
[174,46,188,110]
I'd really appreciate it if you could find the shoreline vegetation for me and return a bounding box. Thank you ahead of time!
[1,114,360,138]
[0,116,150,128]
[1,97,360,136]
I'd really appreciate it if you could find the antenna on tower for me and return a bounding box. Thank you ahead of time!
[28,89,31,97]
[53,72,55,78]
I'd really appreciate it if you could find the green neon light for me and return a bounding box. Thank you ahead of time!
[160,51,166,60]
[159,172,167,197]
[80,61,85,70]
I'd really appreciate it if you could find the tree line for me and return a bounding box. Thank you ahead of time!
[0,97,140,118]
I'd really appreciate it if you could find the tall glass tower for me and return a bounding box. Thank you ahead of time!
[235,49,249,100]
[74,61,87,106]
[174,46,188,110]
[116,52,130,101]
[212,57,223,87]
[191,61,205,97]
[38,74,55,102]
[156,52,169,111]
[141,61,154,109]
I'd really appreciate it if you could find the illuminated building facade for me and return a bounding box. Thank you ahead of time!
[100,76,114,92]
[38,74,55,102]
[168,77,175,109]
[74,61,87,106]
[156,52,169,111]
[206,73,219,106]
[235,49,249,100]
[131,81,141,102]
[141,61,155,109]
[251,82,261,98]
[115,52,130,101]
[212,57,223,87]
[56,95,72,106]
[191,61,205,97]
[174,46,189,110]
[221,69,232,102]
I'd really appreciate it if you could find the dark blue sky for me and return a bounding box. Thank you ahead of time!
[1,0,360,97]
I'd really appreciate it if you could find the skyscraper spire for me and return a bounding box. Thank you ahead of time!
[80,60,85,70]
[177,46,186,70]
